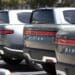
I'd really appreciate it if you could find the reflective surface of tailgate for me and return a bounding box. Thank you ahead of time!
[24,25,57,50]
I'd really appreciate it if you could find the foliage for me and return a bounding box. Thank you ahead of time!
[56,0,75,7]
[28,0,57,8]
[0,0,2,9]
[0,0,75,9]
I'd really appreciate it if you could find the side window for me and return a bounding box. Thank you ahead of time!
[18,12,32,23]
[0,11,9,23]
[63,10,75,24]
[31,9,55,24]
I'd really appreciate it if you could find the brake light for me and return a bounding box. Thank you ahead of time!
[24,30,56,36]
[0,30,14,34]
[56,38,75,45]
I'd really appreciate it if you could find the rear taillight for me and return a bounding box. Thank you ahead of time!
[56,38,75,45]
[24,30,56,36]
[0,30,14,34]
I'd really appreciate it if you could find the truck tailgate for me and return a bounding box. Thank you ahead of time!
[24,24,57,50]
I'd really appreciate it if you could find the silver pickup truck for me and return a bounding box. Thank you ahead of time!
[56,26,75,75]
[0,8,75,74]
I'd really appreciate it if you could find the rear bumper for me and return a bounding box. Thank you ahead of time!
[1,47,24,58]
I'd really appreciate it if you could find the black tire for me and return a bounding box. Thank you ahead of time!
[42,62,56,75]
[2,56,23,65]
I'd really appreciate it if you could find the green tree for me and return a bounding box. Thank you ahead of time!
[0,0,3,9]
[10,0,19,8]
[27,0,57,9]
[1,0,25,9]
[56,0,75,7]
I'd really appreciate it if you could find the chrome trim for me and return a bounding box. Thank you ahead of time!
[56,70,66,75]
[0,50,4,55]
[4,47,23,53]
[42,56,57,63]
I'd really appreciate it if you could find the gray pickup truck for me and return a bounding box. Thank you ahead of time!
[0,8,75,74]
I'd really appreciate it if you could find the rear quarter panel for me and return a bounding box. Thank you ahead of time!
[4,25,24,49]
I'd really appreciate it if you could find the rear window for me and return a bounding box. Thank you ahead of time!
[0,11,9,23]
[18,12,31,23]
[63,10,75,24]
[32,9,55,24]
